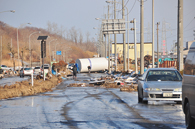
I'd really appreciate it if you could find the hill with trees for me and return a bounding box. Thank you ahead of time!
[0,21,97,67]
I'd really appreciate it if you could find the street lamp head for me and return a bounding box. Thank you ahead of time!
[28,23,31,25]
[106,1,111,3]
[10,10,15,13]
[95,18,100,20]
[93,27,97,29]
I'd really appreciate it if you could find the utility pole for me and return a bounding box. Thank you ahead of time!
[114,0,117,71]
[122,0,126,71]
[130,19,137,74]
[140,0,144,74]
[157,22,160,68]
[177,0,183,71]
[152,0,155,68]
[108,4,111,74]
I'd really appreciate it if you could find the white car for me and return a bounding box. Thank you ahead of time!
[1,65,12,73]
[137,68,182,104]
[20,67,33,77]
[34,66,41,74]
[41,66,50,75]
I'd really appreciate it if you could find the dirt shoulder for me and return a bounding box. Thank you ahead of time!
[0,76,60,100]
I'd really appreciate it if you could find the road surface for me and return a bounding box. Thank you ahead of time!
[0,73,185,129]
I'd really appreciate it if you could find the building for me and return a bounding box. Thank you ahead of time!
[183,40,195,56]
[112,42,152,60]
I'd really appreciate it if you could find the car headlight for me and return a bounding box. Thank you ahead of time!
[174,88,182,92]
[145,88,161,91]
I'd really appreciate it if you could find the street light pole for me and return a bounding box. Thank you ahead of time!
[29,31,40,67]
[17,23,31,70]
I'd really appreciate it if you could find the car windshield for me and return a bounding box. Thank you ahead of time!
[44,67,49,69]
[35,67,40,69]
[146,70,182,81]
[24,68,32,70]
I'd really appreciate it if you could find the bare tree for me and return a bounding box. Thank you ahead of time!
[79,30,83,44]
[7,42,16,71]
[86,31,90,43]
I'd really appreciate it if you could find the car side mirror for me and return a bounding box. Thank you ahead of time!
[138,77,144,81]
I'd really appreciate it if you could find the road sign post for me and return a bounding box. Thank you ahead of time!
[37,36,48,81]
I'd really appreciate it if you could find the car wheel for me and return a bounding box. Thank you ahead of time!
[185,103,195,129]
[138,90,142,103]
[142,90,148,104]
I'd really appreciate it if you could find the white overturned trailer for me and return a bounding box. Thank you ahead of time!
[76,57,108,73]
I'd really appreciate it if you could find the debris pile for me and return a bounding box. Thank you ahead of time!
[68,83,87,87]
[120,84,138,92]
[101,81,121,88]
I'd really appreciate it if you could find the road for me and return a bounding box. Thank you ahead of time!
[0,73,185,129]
[0,75,28,86]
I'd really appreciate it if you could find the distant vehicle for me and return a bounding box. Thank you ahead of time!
[20,67,33,77]
[41,64,50,68]
[182,42,195,129]
[137,68,182,104]
[34,66,41,74]
[1,65,12,73]
[41,66,50,75]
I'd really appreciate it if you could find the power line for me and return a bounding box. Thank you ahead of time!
[125,0,137,16]
[184,17,195,30]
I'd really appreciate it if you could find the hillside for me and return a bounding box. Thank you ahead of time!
[0,21,97,67]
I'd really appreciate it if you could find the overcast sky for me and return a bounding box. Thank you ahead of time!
[0,0,195,52]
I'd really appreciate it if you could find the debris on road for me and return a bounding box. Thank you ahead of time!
[68,83,87,87]
[120,84,138,92]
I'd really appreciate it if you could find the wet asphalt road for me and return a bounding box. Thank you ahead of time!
[0,73,185,129]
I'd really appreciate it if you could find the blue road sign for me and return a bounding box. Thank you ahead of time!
[56,51,61,55]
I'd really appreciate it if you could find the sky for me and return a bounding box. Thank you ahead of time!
[0,0,195,53]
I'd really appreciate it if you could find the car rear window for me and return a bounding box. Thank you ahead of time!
[44,67,49,69]
[35,67,40,69]
[24,68,32,70]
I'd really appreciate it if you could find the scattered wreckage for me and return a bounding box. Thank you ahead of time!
[67,71,139,92]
